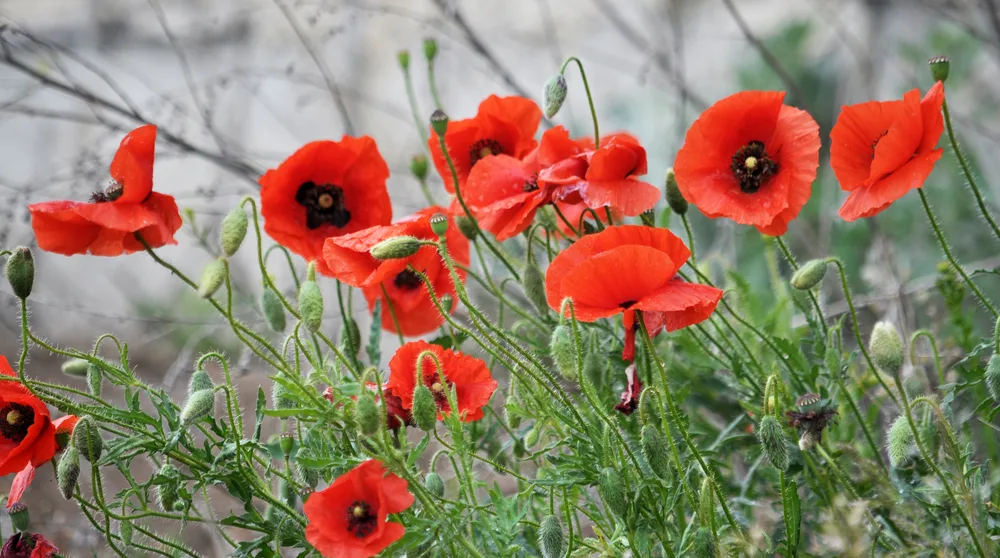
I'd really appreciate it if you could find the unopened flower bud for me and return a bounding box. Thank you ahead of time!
[272,381,295,411]
[61,358,89,378]
[72,417,103,462]
[189,369,214,394]
[698,477,715,528]
[297,464,319,489]
[543,75,568,119]
[412,384,437,431]
[692,527,716,558]
[155,464,180,512]
[371,236,422,260]
[197,258,227,299]
[757,415,789,471]
[7,502,29,532]
[524,425,540,448]
[298,280,324,333]
[343,317,362,358]
[87,363,102,398]
[538,514,565,558]
[430,109,449,137]
[598,467,627,518]
[354,394,380,436]
[929,55,950,83]
[887,415,916,468]
[119,520,134,546]
[870,321,904,375]
[640,209,655,227]
[640,424,672,480]
[397,50,410,70]
[279,433,295,458]
[5,247,34,300]
[423,38,438,61]
[521,259,549,316]
[549,325,576,381]
[180,389,216,427]
[261,288,287,332]
[455,215,478,240]
[220,206,248,257]
[424,472,444,498]
[430,213,450,237]
[57,445,80,500]
[504,402,522,429]
[986,355,1000,403]
[790,259,828,290]
[410,155,429,181]
[664,169,687,216]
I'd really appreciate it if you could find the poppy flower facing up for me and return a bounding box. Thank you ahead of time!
[28,125,182,256]
[0,532,57,558]
[260,137,392,273]
[831,82,945,221]
[0,356,78,508]
[544,226,723,360]
[304,460,414,558]
[674,91,820,236]
[386,341,498,422]
[429,95,542,193]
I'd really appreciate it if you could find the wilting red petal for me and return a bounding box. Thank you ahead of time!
[614,363,642,415]
[6,463,35,509]
[111,124,157,204]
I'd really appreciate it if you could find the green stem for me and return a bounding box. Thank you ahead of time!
[910,329,944,388]
[681,213,697,265]
[559,56,600,147]
[775,236,829,338]
[941,96,1000,243]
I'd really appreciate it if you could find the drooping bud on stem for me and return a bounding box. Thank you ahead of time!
[190,368,214,394]
[640,424,672,480]
[87,363,103,398]
[790,259,828,290]
[60,358,90,378]
[371,236,422,260]
[220,206,249,257]
[343,317,362,358]
[412,384,437,431]
[261,288,287,332]
[181,389,216,427]
[928,55,950,83]
[298,280,324,333]
[757,415,789,471]
[197,258,227,299]
[57,445,80,500]
[664,169,688,216]
[538,514,565,558]
[521,258,549,316]
[549,325,577,381]
[154,464,180,512]
[455,215,478,240]
[887,415,916,468]
[354,393,380,436]
[424,472,444,498]
[543,75,568,119]
[870,321,905,376]
[72,417,103,462]
[5,247,34,300]
[986,355,1000,403]
[598,467,627,519]
[272,381,295,411]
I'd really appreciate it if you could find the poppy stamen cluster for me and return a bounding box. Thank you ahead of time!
[468,138,506,166]
[296,181,351,229]
[0,403,34,443]
[345,500,377,538]
[392,269,423,291]
[88,180,124,204]
[730,140,779,194]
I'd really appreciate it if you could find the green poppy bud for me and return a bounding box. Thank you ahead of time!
[411,154,429,181]
[370,236,423,260]
[423,38,438,61]
[692,527,716,558]
[521,259,549,316]
[430,109,449,138]
[298,280,324,333]
[986,355,1000,403]
[790,259,828,291]
[297,464,319,489]
[155,464,180,512]
[598,467,627,519]
[697,477,715,528]
[354,394,381,436]
[887,415,916,468]
[757,415,789,471]
[118,520,133,546]
[538,514,565,558]
[343,317,362,358]
[455,215,478,240]
[180,389,216,427]
[928,55,950,82]
[72,417,103,462]
[279,433,295,458]
[665,168,688,216]
[397,50,410,70]
[549,325,577,381]
[542,75,568,119]
[60,358,90,378]
[189,369,214,394]
[220,206,249,257]
[261,288,287,332]
[424,472,445,498]
[57,445,80,500]
[86,363,103,398]
[5,247,33,300]
[524,425,540,448]
[870,321,904,376]
[513,438,526,458]
[7,502,29,532]
[197,258,227,299]
[504,397,522,430]
[640,424,672,480]
[412,384,438,431]
[272,381,295,411]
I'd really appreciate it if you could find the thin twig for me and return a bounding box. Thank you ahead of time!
[719,0,804,103]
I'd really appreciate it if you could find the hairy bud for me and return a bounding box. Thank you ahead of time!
[410,154,429,181]
[987,355,1000,403]
[664,169,688,216]
[598,467,628,519]
[542,75,568,119]
[370,236,422,260]
[60,358,89,378]
[692,527,716,558]
[455,215,478,240]
[412,384,438,431]
[354,394,380,437]
[298,280,324,333]
[538,514,565,558]
[87,363,103,398]
[7,502,28,532]
[640,424,672,480]
[197,258,227,299]
[57,445,80,500]
[430,109,449,138]
[72,417,103,462]
[119,520,134,546]
[189,369,214,394]
[4,247,34,300]
[757,415,789,471]
[424,472,445,498]
[870,321,904,376]
[525,425,540,449]
[698,477,715,528]
[272,381,295,411]
[181,389,216,427]
[297,464,319,490]
[549,325,577,381]
[887,415,916,468]
[155,464,180,512]
[521,259,549,316]
[220,206,249,257]
[928,55,950,83]
[790,259,828,291]
[261,288,287,332]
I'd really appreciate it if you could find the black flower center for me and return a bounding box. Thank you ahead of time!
[90,180,124,204]
[0,403,34,443]
[786,406,838,436]
[731,140,779,194]
[619,300,637,310]
[522,173,540,193]
[296,181,350,229]
[393,269,423,291]
[345,500,377,538]
[468,138,505,166]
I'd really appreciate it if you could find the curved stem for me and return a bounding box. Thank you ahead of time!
[910,329,944,388]
[775,236,828,338]
[941,96,1000,243]
[559,56,600,147]
[680,213,697,264]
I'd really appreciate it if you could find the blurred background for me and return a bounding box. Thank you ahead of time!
[1,0,999,554]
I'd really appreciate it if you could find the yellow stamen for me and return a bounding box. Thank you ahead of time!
[744,156,758,171]
[352,505,366,518]
[431,382,444,393]
[318,193,335,209]
[6,410,20,425]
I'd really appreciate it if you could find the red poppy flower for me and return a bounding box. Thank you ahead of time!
[28,125,182,256]
[832,82,945,221]
[386,341,497,422]
[0,356,78,508]
[260,137,392,273]
[555,133,660,217]
[545,226,722,360]
[429,95,542,193]
[304,460,414,558]
[0,532,57,558]
[673,91,820,235]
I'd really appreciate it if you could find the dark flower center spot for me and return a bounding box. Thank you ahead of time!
[468,138,505,166]
[90,180,124,204]
[619,300,637,310]
[786,406,838,436]
[393,269,423,291]
[0,403,34,443]
[296,181,350,229]
[523,173,540,193]
[871,129,889,152]
[345,500,377,538]
[731,140,779,194]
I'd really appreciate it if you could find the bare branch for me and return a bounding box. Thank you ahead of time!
[719,0,805,103]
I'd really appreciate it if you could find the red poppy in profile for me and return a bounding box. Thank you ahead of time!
[545,226,722,360]
[555,133,660,217]
[832,82,945,221]
[304,460,413,558]
[0,356,78,508]
[0,532,57,558]
[260,137,392,273]
[386,341,498,422]
[429,95,542,193]
[28,125,182,256]
[673,91,820,235]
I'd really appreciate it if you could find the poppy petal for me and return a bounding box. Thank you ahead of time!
[635,279,724,331]
[576,179,660,216]
[918,81,945,153]
[7,463,35,508]
[868,89,922,184]
[558,245,676,315]
[838,150,943,221]
[111,124,157,204]
[830,99,904,192]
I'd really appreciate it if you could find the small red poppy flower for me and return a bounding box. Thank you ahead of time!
[260,137,392,273]
[429,95,542,193]
[0,532,57,558]
[556,133,660,217]
[304,460,414,558]
[386,341,498,422]
[673,91,820,235]
[0,357,78,508]
[545,226,722,359]
[28,125,182,256]
[832,82,945,221]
